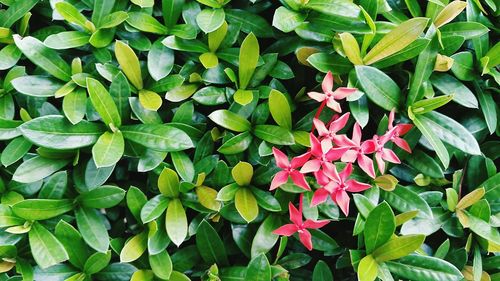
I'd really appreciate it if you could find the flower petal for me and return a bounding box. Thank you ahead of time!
[346,179,372,192]
[396,124,413,135]
[393,137,412,153]
[313,118,329,137]
[288,202,302,226]
[300,159,321,173]
[330,112,350,133]
[291,151,311,169]
[272,147,290,169]
[290,170,311,190]
[340,149,358,163]
[352,123,362,145]
[270,171,289,190]
[303,219,330,229]
[311,134,325,156]
[335,190,350,216]
[382,148,401,164]
[299,229,313,251]
[322,71,334,93]
[311,188,330,206]
[323,163,341,183]
[375,152,386,174]
[273,224,298,236]
[333,135,356,147]
[326,98,342,113]
[361,139,377,154]
[388,109,396,130]
[308,91,325,102]
[358,154,376,178]
[333,87,356,99]
[325,147,348,161]
[339,162,353,182]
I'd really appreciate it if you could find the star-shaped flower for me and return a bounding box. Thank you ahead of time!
[338,123,377,178]
[300,134,347,174]
[364,132,401,174]
[273,197,329,250]
[387,109,413,153]
[270,147,311,191]
[313,112,350,145]
[307,71,356,113]
[311,163,371,216]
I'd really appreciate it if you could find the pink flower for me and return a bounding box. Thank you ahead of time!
[300,134,347,174]
[387,109,413,153]
[270,147,311,191]
[273,197,329,250]
[364,132,401,174]
[339,123,376,178]
[307,71,356,113]
[313,112,350,145]
[311,163,371,216]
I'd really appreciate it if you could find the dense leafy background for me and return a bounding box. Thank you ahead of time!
[0,0,499,280]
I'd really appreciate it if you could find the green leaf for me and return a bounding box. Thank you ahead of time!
[245,254,271,281]
[139,89,162,111]
[63,88,87,125]
[450,51,474,81]
[0,44,22,71]
[148,39,174,81]
[357,254,378,281]
[268,89,292,130]
[372,234,425,262]
[208,110,251,132]
[55,2,91,31]
[355,65,401,111]
[440,22,489,40]
[232,161,253,186]
[54,220,90,269]
[84,251,111,275]
[13,36,71,81]
[411,95,453,114]
[121,124,194,152]
[225,9,274,38]
[410,113,450,168]
[192,86,226,105]
[158,168,180,197]
[115,40,143,90]
[126,12,168,35]
[1,136,32,167]
[149,250,173,280]
[140,195,169,223]
[340,32,363,65]
[78,185,126,208]
[131,0,154,7]
[13,156,71,183]
[29,222,69,269]
[312,260,333,281]
[12,199,74,220]
[253,125,295,145]
[385,255,463,281]
[381,185,433,218]
[239,32,259,90]
[196,220,229,265]
[419,111,481,155]
[430,73,478,108]
[44,31,90,50]
[364,202,395,253]
[0,0,38,28]
[91,131,124,168]
[75,207,110,253]
[250,214,281,258]
[196,8,225,33]
[465,211,500,245]
[218,132,253,155]
[272,6,306,33]
[363,18,429,65]
[474,82,497,134]
[92,0,116,27]
[120,231,148,262]
[165,198,187,246]
[235,188,259,223]
[481,173,500,204]
[162,36,209,53]
[171,151,195,182]
[87,78,122,128]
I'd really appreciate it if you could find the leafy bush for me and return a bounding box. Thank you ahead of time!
[0,0,499,280]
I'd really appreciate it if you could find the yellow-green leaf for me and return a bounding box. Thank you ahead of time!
[158,168,180,198]
[268,89,292,130]
[434,1,467,28]
[358,255,378,281]
[235,188,258,223]
[115,40,143,90]
[165,198,188,246]
[138,89,162,111]
[120,231,148,262]
[239,32,259,89]
[339,32,364,65]
[232,161,253,186]
[363,17,429,65]
[456,188,485,210]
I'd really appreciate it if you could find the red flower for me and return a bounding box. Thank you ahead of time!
[311,163,371,216]
[270,147,311,191]
[364,132,401,174]
[313,112,350,145]
[300,134,347,174]
[338,123,377,178]
[307,71,356,113]
[273,196,329,250]
[387,109,413,153]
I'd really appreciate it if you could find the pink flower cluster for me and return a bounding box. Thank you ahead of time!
[271,71,412,250]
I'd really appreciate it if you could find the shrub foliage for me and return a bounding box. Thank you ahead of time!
[0,0,499,280]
